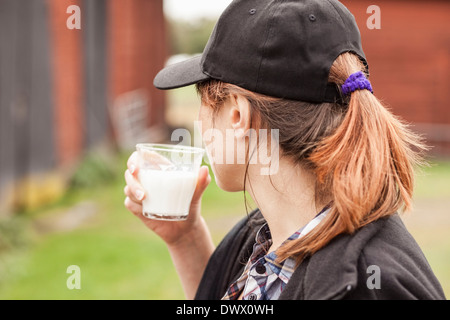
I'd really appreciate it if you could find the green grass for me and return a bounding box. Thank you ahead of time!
[2,230,179,299]
[414,160,450,199]
[0,153,248,300]
[404,160,450,298]
[0,156,449,300]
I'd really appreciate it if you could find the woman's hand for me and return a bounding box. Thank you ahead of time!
[124,151,215,299]
[123,151,211,247]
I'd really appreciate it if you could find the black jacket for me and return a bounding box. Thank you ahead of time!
[195,209,446,300]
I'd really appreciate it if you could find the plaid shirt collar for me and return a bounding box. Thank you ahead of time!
[222,207,329,300]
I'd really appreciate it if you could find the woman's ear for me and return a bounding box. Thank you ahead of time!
[229,94,251,138]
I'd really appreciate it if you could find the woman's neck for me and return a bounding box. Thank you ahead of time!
[246,158,325,253]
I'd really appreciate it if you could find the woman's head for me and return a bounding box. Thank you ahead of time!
[196,90,255,191]
[196,51,426,263]
[196,52,364,197]
[155,0,368,103]
[153,0,426,263]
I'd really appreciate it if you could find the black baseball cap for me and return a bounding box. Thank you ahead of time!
[154,0,368,103]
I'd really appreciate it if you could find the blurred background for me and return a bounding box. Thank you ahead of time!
[0,0,449,299]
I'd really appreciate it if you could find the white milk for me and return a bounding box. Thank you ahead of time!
[138,168,198,220]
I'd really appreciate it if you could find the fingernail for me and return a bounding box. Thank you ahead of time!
[129,165,136,174]
[135,189,144,201]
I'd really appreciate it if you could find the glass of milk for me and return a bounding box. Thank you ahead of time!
[136,143,205,221]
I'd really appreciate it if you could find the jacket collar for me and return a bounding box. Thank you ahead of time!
[282,214,391,299]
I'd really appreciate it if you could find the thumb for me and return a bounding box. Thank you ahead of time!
[191,165,211,203]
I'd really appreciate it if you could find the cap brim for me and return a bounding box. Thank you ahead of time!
[153,55,210,90]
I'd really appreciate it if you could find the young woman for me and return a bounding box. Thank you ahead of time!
[123,0,445,300]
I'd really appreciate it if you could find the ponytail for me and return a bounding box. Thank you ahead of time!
[276,52,426,264]
[196,52,427,266]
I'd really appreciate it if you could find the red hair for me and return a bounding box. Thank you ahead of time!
[196,52,426,265]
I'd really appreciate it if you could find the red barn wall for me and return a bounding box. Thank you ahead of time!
[107,0,167,133]
[48,0,85,167]
[341,0,450,156]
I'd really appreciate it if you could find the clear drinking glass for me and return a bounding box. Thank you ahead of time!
[136,143,205,221]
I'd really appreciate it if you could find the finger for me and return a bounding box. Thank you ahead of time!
[124,196,143,216]
[124,169,146,202]
[124,184,146,203]
[192,165,211,203]
[124,185,134,199]
[127,151,140,176]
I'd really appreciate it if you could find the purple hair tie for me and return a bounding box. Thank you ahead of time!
[341,71,373,96]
